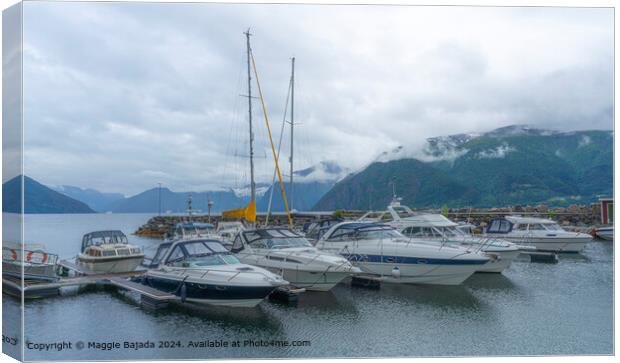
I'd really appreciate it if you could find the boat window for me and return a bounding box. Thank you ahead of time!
[528,224,545,231]
[152,245,171,264]
[328,227,357,241]
[117,248,130,256]
[205,241,228,253]
[402,227,423,237]
[487,219,512,233]
[131,248,142,254]
[183,242,212,256]
[440,227,462,237]
[541,223,561,231]
[167,246,186,263]
[249,239,268,249]
[355,228,403,240]
[515,224,528,231]
[231,235,244,253]
[102,250,116,257]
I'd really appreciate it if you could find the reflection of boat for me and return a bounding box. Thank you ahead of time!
[231,227,360,291]
[76,230,144,273]
[143,239,287,307]
[485,216,592,253]
[316,222,489,285]
[2,243,59,281]
[593,226,614,241]
[360,199,521,273]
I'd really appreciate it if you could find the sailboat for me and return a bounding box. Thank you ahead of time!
[222,30,292,226]
[222,33,357,291]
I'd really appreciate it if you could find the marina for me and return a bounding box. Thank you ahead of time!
[2,212,613,359]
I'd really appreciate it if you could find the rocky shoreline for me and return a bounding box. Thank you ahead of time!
[134,203,603,239]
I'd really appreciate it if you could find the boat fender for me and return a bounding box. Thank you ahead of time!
[41,253,48,264]
[391,266,401,279]
[10,249,17,261]
[26,251,33,262]
[180,283,187,303]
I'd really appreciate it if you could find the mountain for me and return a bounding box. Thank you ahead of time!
[51,185,125,212]
[3,176,95,214]
[314,125,613,210]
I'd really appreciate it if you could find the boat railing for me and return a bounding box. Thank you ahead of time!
[2,247,58,265]
[170,266,280,281]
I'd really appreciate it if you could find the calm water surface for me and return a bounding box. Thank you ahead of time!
[2,213,614,360]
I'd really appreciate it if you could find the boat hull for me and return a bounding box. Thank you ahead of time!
[348,260,481,285]
[477,249,521,273]
[499,237,591,253]
[2,261,58,281]
[278,268,350,291]
[143,274,277,308]
[77,255,144,273]
[596,228,614,241]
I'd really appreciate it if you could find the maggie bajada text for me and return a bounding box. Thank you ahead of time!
[87,341,157,351]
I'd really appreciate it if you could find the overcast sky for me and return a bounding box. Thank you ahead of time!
[19,2,613,195]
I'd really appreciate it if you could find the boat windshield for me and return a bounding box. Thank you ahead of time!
[329,225,403,240]
[250,237,312,249]
[185,254,240,267]
[542,223,564,231]
[439,226,468,237]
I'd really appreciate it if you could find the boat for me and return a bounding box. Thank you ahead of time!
[230,227,360,291]
[316,222,490,285]
[216,221,247,246]
[593,226,613,241]
[142,239,287,307]
[2,242,59,281]
[170,222,218,241]
[76,230,145,273]
[359,199,522,273]
[484,216,592,253]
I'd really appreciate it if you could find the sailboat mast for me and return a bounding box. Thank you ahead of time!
[245,29,256,202]
[289,57,295,211]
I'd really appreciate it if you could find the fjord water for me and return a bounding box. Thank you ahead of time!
[4,214,613,360]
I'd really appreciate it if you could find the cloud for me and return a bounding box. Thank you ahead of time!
[19,3,613,194]
[475,143,516,159]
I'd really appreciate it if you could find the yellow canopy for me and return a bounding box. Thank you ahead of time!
[222,199,256,223]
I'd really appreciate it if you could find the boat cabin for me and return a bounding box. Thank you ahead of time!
[171,222,216,240]
[486,217,564,234]
[231,228,312,253]
[80,230,141,257]
[148,239,238,268]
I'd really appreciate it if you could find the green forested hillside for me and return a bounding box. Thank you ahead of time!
[314,128,612,210]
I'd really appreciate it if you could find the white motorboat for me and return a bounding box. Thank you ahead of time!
[359,200,521,273]
[143,239,287,307]
[2,242,59,281]
[484,216,592,253]
[593,226,613,241]
[76,230,144,273]
[230,227,360,291]
[316,222,490,285]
